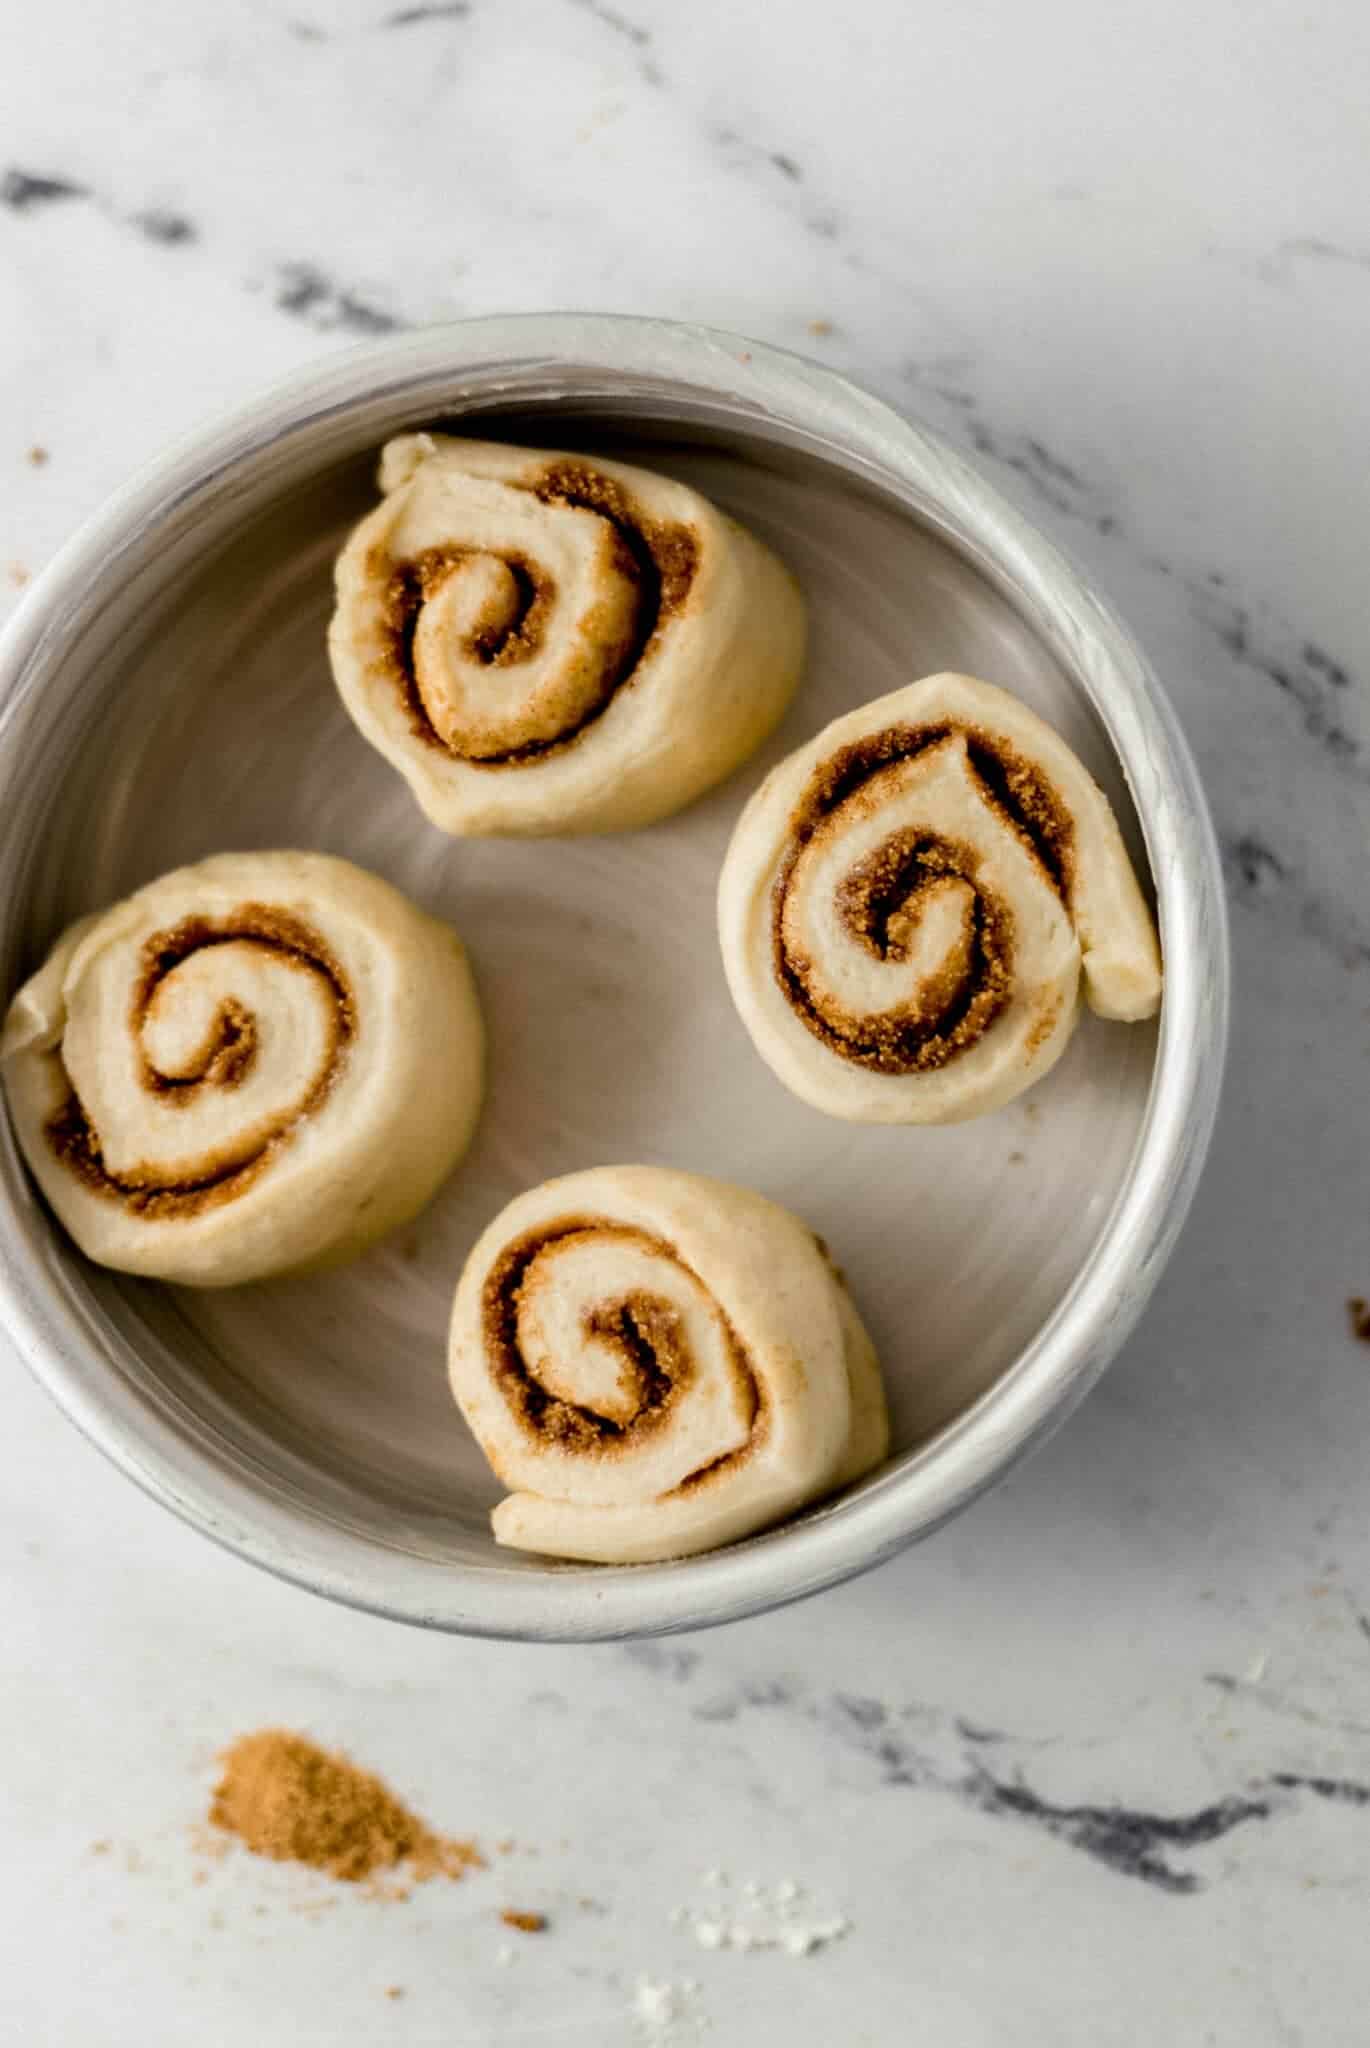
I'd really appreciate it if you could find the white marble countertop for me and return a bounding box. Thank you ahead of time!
[2,3,1368,2042]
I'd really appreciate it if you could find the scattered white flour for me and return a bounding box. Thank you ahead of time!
[633,1975,702,2040]
[691,1912,849,1957]
[674,1875,849,1959]
[778,1916,850,1958]
[636,1978,687,2025]
[495,1944,517,1968]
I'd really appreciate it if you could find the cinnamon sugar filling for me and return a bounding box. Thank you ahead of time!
[773,724,1075,1074]
[377,461,699,767]
[480,1218,763,1486]
[46,906,355,1218]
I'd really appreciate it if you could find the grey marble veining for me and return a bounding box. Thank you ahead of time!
[2,2,1368,2041]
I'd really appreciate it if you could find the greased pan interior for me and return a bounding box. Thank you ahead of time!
[0,318,1226,1638]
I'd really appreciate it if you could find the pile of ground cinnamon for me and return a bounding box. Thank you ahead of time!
[210,1730,482,1886]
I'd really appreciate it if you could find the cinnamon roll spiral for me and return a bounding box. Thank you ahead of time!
[448,1167,888,1563]
[328,435,806,836]
[1,852,483,1284]
[717,674,1162,1123]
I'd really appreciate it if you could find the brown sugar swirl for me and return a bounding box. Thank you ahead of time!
[379,462,698,767]
[481,1219,756,1458]
[1,852,485,1285]
[719,674,1164,1125]
[770,717,1073,1076]
[448,1168,889,1564]
[328,435,806,835]
[45,906,354,1220]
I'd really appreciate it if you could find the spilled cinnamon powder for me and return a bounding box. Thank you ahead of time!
[209,1731,482,1886]
[501,1907,548,1933]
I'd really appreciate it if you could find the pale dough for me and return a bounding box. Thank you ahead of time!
[717,672,1162,1124]
[327,434,806,836]
[448,1165,889,1563]
[1,851,484,1285]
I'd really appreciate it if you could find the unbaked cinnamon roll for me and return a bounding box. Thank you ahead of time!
[1,852,483,1285]
[717,673,1162,1123]
[448,1167,888,1563]
[328,434,806,836]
